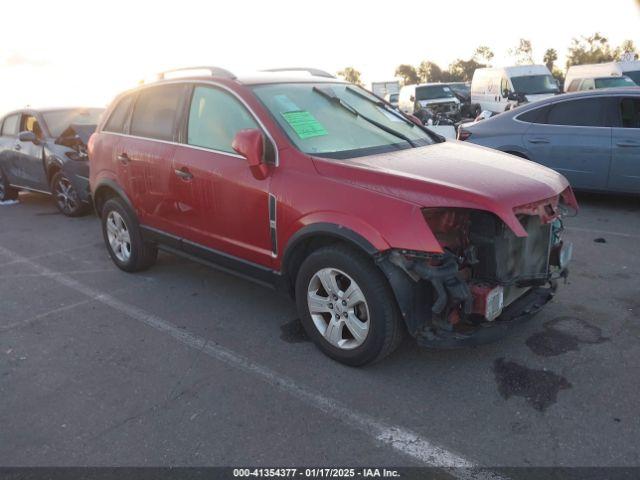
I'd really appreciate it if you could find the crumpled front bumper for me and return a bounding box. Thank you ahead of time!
[415,283,556,348]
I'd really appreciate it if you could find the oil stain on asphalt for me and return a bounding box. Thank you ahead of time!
[493,358,571,412]
[280,318,310,343]
[526,316,608,357]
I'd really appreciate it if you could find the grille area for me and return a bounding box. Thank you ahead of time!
[469,212,551,285]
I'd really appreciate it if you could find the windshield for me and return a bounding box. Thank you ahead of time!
[42,108,104,137]
[595,76,637,89]
[252,83,434,159]
[623,70,640,85]
[448,83,470,96]
[510,75,559,95]
[415,85,455,101]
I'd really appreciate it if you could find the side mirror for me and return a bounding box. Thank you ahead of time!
[19,131,38,143]
[232,129,269,178]
[507,92,519,101]
[409,95,415,102]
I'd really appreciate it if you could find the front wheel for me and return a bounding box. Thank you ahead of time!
[295,244,403,366]
[51,171,88,217]
[0,167,19,202]
[101,197,158,272]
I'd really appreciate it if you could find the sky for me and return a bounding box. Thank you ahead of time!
[0,0,638,114]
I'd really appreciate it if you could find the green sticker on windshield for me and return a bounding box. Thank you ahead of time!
[281,110,328,139]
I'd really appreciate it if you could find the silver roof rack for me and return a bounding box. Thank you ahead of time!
[156,66,236,81]
[262,68,336,79]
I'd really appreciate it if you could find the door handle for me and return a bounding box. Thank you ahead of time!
[14,144,21,151]
[174,167,193,180]
[528,137,550,144]
[117,153,130,164]
[616,141,640,148]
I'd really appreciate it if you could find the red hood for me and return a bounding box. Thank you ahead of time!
[312,141,576,237]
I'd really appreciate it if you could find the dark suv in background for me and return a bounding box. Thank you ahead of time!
[0,107,104,215]
[89,66,576,366]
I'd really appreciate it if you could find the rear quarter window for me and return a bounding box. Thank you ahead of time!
[104,95,134,133]
[1,114,20,136]
[517,106,550,124]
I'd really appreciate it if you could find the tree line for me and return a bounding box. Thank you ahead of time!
[337,33,639,87]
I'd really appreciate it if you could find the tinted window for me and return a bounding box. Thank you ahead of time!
[130,85,185,141]
[518,105,550,123]
[620,98,640,128]
[547,98,608,127]
[1,114,20,136]
[187,86,259,153]
[104,96,134,133]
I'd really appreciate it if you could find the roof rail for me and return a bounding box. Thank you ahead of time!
[262,68,336,79]
[156,66,236,81]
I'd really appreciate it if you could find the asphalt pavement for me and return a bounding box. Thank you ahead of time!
[1,192,639,473]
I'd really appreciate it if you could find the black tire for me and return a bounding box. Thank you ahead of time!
[101,197,158,272]
[51,171,88,217]
[0,167,19,202]
[295,244,403,366]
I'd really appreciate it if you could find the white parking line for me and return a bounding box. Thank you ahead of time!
[0,243,99,268]
[0,244,504,480]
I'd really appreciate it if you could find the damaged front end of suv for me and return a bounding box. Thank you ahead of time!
[377,188,577,347]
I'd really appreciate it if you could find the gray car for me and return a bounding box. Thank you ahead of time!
[0,107,104,215]
[459,88,640,194]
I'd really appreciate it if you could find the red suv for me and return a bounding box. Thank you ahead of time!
[89,67,577,366]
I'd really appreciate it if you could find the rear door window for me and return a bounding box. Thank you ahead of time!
[104,95,134,133]
[130,85,186,141]
[547,98,609,127]
[187,86,259,153]
[1,114,20,136]
[619,98,640,128]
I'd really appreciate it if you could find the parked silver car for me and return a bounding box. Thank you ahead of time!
[459,88,640,194]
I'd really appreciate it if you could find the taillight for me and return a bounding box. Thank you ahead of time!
[457,128,472,141]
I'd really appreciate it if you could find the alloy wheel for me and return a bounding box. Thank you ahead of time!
[307,268,370,350]
[106,211,132,262]
[54,177,78,214]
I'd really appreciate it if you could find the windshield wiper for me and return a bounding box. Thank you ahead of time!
[345,86,415,125]
[345,86,444,143]
[313,86,417,148]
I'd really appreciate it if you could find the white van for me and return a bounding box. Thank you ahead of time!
[397,83,461,117]
[471,65,559,113]
[565,62,640,92]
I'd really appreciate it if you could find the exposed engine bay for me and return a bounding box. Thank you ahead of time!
[55,124,97,160]
[378,192,575,347]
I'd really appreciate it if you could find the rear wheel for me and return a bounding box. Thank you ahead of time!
[0,167,19,202]
[101,197,158,272]
[51,171,88,217]
[295,244,403,366]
